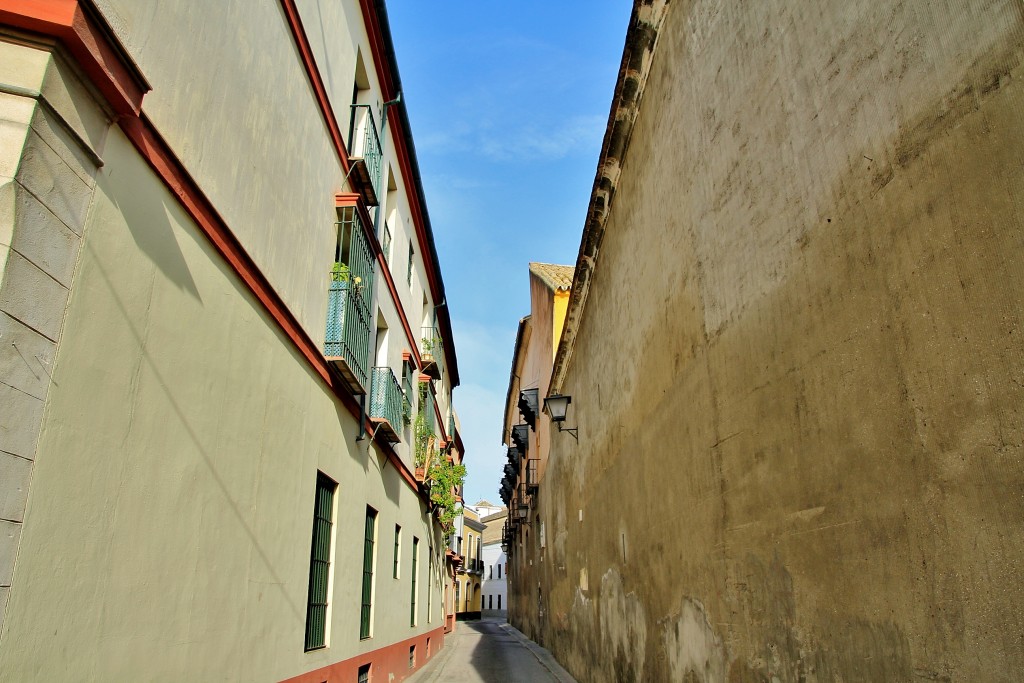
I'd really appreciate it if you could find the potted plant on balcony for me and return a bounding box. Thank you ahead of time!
[331,262,351,283]
[421,335,436,363]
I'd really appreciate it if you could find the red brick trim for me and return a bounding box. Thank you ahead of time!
[0,2,428,494]
[280,626,447,683]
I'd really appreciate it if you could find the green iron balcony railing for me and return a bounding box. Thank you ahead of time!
[422,382,436,434]
[324,208,374,393]
[324,279,371,392]
[369,367,404,443]
[348,104,383,206]
[402,364,413,425]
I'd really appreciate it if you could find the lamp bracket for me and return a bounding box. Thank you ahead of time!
[557,423,579,443]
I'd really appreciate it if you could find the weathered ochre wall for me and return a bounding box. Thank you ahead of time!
[525,2,1024,681]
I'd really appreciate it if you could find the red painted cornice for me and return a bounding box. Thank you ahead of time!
[0,0,149,116]
[0,0,429,495]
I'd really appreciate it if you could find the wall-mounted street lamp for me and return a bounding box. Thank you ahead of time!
[543,393,578,443]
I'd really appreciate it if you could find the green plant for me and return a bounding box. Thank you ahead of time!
[427,456,466,540]
[414,382,433,468]
[330,262,351,283]
[421,336,435,355]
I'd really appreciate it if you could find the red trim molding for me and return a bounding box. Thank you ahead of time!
[280,626,446,683]
[0,0,148,116]
[0,2,428,495]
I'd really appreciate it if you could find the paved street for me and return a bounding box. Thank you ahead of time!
[408,619,577,683]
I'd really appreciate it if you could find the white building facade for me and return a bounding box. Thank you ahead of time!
[479,509,509,618]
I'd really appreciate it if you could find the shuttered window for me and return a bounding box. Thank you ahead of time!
[410,537,419,626]
[360,507,377,639]
[304,473,335,651]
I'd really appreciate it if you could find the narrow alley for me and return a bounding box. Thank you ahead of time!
[407,620,576,683]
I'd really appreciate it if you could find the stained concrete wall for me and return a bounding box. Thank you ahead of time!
[518,2,1024,681]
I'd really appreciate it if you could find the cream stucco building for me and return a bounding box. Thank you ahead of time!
[0,1,463,681]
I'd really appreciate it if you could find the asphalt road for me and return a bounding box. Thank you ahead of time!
[407,619,577,683]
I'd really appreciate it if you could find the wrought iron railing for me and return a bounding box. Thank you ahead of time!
[402,363,413,424]
[348,104,383,201]
[324,279,371,388]
[324,208,374,390]
[370,367,404,435]
[527,459,540,493]
[421,325,442,360]
[423,384,436,433]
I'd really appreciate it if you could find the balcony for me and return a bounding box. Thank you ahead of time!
[507,446,520,469]
[420,325,443,380]
[402,362,413,425]
[510,424,529,453]
[369,367,404,443]
[324,278,371,394]
[518,388,539,429]
[527,459,540,495]
[347,104,382,206]
[324,208,374,394]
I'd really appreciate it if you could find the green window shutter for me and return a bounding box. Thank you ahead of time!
[393,525,401,579]
[360,507,377,639]
[304,473,335,651]
[410,537,419,626]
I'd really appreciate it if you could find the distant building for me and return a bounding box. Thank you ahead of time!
[507,1,1024,681]
[479,508,509,618]
[0,1,464,681]
[499,263,573,635]
[452,506,484,620]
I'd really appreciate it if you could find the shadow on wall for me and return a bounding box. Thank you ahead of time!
[109,162,202,301]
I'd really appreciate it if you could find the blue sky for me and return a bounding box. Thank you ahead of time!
[387,2,632,504]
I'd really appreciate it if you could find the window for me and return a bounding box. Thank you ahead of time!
[489,565,493,579]
[409,645,416,669]
[497,564,501,579]
[304,473,335,651]
[407,240,414,287]
[489,595,493,610]
[360,507,377,639]
[393,525,401,579]
[454,581,460,612]
[427,637,431,656]
[498,595,501,610]
[427,544,433,623]
[410,537,419,626]
[357,663,371,683]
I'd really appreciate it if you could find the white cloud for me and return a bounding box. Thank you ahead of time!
[479,114,607,162]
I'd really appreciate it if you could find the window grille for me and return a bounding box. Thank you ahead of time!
[360,507,377,639]
[304,473,335,651]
